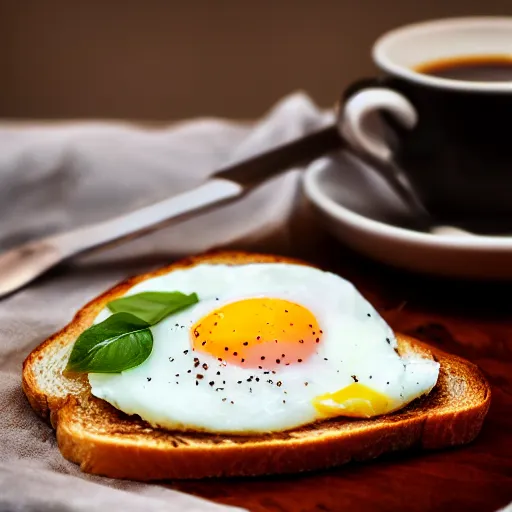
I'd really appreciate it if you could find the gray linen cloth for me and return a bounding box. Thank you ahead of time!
[0,93,332,511]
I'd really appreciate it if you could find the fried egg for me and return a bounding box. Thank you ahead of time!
[88,263,439,434]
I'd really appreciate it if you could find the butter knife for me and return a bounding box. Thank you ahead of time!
[0,126,343,298]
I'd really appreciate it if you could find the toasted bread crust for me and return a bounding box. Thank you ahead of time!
[22,251,491,479]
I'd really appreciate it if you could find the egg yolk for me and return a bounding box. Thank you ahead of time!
[312,383,391,418]
[191,298,321,368]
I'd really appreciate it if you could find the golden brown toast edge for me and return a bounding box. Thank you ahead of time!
[22,251,491,480]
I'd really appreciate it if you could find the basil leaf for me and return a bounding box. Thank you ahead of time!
[66,312,153,373]
[107,291,198,325]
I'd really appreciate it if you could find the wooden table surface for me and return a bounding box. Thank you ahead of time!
[172,242,512,512]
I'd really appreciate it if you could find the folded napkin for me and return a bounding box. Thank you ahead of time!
[0,93,333,511]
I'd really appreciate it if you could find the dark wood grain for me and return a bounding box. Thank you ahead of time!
[171,241,512,512]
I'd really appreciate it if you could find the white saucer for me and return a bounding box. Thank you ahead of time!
[303,152,512,279]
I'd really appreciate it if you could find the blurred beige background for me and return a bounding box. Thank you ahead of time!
[1,1,511,120]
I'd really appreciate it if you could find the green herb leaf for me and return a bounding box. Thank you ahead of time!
[66,312,153,373]
[107,291,199,325]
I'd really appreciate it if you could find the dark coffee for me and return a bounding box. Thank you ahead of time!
[416,55,512,82]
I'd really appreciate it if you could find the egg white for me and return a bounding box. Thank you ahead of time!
[88,263,439,434]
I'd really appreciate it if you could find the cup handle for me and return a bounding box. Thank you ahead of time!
[339,86,418,162]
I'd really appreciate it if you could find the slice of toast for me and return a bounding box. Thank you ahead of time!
[22,251,491,480]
